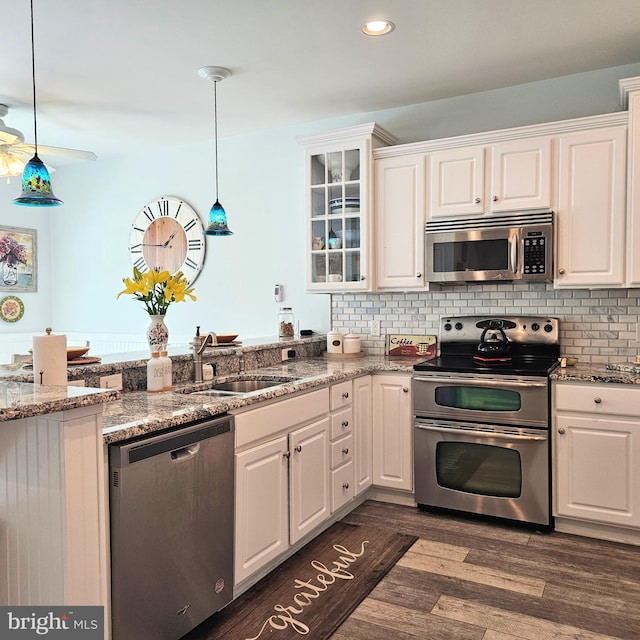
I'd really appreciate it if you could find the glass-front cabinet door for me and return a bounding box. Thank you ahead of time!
[298,123,396,291]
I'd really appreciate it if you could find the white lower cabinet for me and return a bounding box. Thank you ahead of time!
[233,388,330,585]
[554,382,640,531]
[353,375,373,495]
[372,374,413,491]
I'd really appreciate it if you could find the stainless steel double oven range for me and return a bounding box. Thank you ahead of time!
[413,315,560,530]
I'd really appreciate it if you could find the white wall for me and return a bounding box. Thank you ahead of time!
[1,62,640,358]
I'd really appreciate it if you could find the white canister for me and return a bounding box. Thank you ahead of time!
[327,329,343,354]
[343,333,361,354]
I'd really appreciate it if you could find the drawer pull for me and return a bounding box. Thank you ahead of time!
[594,397,602,404]
[342,482,350,490]
[474,197,481,204]
[342,447,349,455]
[342,392,349,399]
[283,451,290,459]
[294,445,302,453]
[342,420,349,428]
[558,427,565,435]
[403,387,409,393]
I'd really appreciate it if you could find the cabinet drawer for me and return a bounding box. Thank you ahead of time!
[555,383,640,417]
[330,406,352,440]
[330,434,353,470]
[331,462,354,513]
[330,380,353,411]
[235,388,329,448]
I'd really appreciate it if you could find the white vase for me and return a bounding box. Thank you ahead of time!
[147,315,168,353]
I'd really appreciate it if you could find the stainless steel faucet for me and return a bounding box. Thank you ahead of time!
[193,332,217,383]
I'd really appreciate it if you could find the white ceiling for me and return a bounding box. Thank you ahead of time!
[2,0,640,164]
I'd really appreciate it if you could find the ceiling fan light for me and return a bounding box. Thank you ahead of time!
[205,199,233,236]
[13,154,63,206]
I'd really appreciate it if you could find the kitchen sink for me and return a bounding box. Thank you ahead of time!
[209,379,287,393]
[177,376,300,397]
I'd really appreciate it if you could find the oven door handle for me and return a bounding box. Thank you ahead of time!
[413,375,547,389]
[414,422,548,441]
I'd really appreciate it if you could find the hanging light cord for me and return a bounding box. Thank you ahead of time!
[213,79,219,201]
[29,0,38,155]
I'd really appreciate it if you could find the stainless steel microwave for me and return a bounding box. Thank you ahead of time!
[426,211,553,284]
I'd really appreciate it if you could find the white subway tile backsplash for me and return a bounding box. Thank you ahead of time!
[331,282,640,364]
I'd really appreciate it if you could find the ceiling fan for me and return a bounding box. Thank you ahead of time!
[0,103,96,179]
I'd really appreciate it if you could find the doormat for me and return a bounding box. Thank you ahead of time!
[183,521,417,640]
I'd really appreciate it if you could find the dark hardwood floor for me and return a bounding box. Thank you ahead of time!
[334,500,640,639]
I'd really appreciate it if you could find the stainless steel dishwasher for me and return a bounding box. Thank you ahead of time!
[109,415,234,640]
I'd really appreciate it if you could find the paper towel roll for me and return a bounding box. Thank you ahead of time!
[32,328,67,386]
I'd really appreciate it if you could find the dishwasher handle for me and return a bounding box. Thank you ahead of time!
[171,443,201,461]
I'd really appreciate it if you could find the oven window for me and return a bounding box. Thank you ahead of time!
[433,238,508,273]
[436,442,522,498]
[435,386,521,412]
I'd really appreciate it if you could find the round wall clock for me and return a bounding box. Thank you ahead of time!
[128,196,206,286]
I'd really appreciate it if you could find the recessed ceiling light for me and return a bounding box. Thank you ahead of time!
[362,20,395,36]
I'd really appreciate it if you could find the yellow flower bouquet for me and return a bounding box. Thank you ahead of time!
[117,267,196,315]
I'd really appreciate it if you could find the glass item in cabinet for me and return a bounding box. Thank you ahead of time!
[344,218,360,249]
[312,253,327,282]
[345,252,361,283]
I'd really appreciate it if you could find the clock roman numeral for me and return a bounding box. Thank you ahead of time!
[143,206,155,223]
[133,226,145,233]
[130,243,143,254]
[188,239,203,250]
[185,257,198,271]
[133,257,148,272]
[183,219,197,232]
[173,202,183,218]
[158,199,170,216]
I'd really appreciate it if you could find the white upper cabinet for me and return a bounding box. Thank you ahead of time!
[429,146,485,217]
[490,137,553,212]
[429,137,552,217]
[375,153,428,290]
[555,126,627,288]
[621,78,640,287]
[297,123,396,292]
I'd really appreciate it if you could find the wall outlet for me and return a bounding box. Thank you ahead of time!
[369,319,381,336]
[100,373,123,390]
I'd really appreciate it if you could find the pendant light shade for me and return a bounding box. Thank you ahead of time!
[198,66,233,236]
[13,0,63,207]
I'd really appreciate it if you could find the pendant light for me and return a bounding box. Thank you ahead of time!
[198,66,233,235]
[13,0,62,207]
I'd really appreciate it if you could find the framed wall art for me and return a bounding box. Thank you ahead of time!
[0,225,37,292]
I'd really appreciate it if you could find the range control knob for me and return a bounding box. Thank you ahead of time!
[454,322,463,331]
[531,322,540,332]
[544,323,553,333]
[444,323,452,331]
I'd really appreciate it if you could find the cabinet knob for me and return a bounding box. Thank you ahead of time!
[416,273,422,278]
[294,445,302,453]
[360,275,366,281]
[342,482,350,490]
[283,451,290,459]
[402,387,409,393]
[557,427,566,435]
[342,420,349,428]
[342,392,349,399]
[493,195,498,202]
[594,397,602,404]
[342,447,349,455]
[474,197,481,204]
[558,268,566,275]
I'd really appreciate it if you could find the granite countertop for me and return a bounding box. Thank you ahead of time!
[102,355,425,444]
[0,382,120,422]
[551,362,640,385]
